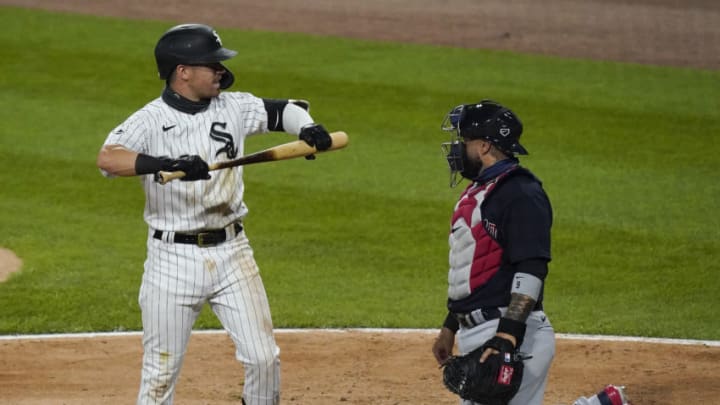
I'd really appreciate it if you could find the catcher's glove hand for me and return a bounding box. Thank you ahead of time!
[441,338,528,405]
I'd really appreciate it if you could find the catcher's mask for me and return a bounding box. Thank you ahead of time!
[441,100,527,187]
[154,23,237,89]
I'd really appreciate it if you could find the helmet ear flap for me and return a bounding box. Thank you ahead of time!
[219,66,234,89]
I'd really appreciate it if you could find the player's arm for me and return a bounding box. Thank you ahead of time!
[433,313,460,365]
[479,263,546,363]
[495,263,547,347]
[263,99,331,152]
[97,144,209,181]
[97,144,142,177]
[480,188,551,362]
[96,144,168,177]
[263,99,311,134]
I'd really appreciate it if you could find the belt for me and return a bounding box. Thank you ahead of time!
[153,222,243,247]
[454,308,503,329]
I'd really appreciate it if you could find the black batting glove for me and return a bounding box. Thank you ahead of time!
[299,123,332,160]
[168,155,211,181]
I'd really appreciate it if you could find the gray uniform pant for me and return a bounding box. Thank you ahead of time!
[456,310,555,405]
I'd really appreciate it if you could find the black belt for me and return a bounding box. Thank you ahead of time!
[454,308,502,329]
[153,222,242,247]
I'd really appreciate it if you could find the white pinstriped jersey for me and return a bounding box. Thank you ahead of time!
[103,92,269,232]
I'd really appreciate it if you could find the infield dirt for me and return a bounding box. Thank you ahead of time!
[1,0,718,403]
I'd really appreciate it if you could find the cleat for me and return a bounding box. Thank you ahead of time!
[602,385,630,405]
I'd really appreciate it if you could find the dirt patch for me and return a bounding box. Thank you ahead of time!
[1,0,719,404]
[0,248,21,283]
[1,331,718,404]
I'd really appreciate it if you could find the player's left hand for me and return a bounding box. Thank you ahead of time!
[479,334,516,363]
[299,124,332,160]
[441,342,525,404]
[170,155,211,181]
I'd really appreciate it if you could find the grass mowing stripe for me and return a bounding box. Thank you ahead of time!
[0,8,718,339]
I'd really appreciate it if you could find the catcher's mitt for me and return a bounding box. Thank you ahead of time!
[441,338,526,405]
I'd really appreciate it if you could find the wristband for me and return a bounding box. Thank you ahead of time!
[135,154,168,175]
[497,317,527,348]
[443,312,459,333]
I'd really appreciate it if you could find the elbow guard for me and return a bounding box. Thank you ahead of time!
[262,99,313,133]
[289,99,310,111]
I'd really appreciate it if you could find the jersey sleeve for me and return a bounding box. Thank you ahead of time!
[223,92,269,137]
[502,183,553,264]
[102,110,151,154]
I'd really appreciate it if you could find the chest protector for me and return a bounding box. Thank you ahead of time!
[447,171,511,300]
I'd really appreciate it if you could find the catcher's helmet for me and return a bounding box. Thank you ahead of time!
[442,100,527,156]
[154,23,237,88]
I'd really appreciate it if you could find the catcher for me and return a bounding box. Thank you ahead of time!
[432,100,555,405]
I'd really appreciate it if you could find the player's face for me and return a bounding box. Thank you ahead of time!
[462,138,487,167]
[183,63,226,99]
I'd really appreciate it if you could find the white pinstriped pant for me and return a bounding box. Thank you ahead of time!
[137,231,280,405]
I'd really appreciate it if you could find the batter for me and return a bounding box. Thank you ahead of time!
[96,23,332,405]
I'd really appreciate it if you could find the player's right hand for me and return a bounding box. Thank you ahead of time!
[299,124,332,160]
[169,155,211,181]
[432,327,456,365]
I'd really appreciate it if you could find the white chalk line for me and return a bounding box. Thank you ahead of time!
[1,328,719,347]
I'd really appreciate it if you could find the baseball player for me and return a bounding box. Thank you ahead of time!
[96,23,332,405]
[431,100,555,405]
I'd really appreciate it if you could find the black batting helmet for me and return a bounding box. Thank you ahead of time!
[442,100,527,155]
[154,23,237,89]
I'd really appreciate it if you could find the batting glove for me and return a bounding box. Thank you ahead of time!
[169,155,211,181]
[299,124,332,160]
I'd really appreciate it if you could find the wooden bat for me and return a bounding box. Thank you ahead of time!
[154,131,348,185]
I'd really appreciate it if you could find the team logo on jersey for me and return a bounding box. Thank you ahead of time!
[210,122,237,159]
[483,219,498,239]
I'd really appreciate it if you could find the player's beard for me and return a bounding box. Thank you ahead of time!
[458,142,482,180]
[444,141,483,184]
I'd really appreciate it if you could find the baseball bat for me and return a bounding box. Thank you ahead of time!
[154,131,348,185]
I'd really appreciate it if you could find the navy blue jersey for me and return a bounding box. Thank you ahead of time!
[446,165,552,314]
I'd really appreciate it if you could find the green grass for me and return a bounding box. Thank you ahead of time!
[0,7,718,339]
